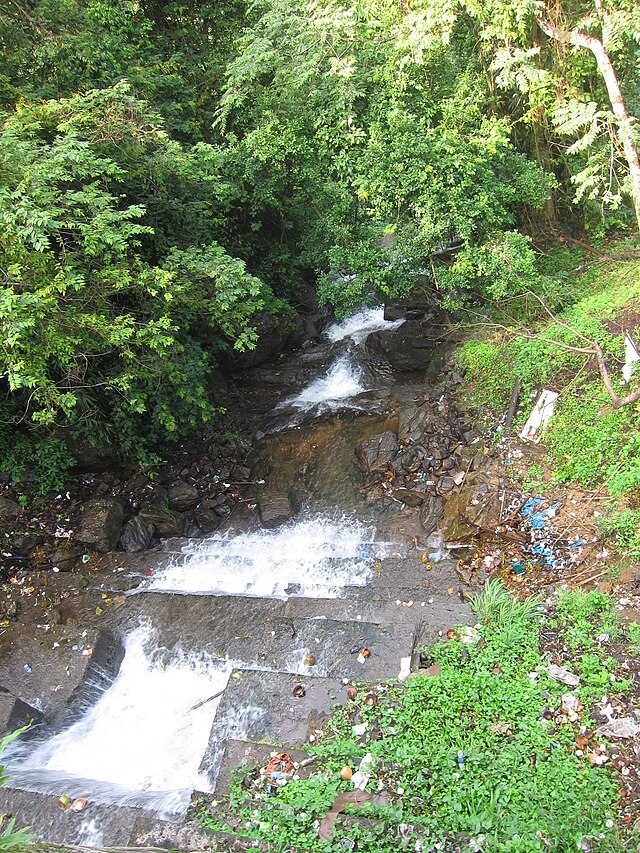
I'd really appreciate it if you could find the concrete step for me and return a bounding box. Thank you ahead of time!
[113,592,416,679]
[201,669,348,785]
[0,787,157,847]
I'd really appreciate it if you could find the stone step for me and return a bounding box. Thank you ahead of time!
[113,592,416,679]
[0,787,157,847]
[200,670,348,786]
[282,590,472,637]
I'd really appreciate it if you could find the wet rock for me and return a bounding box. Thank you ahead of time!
[355,431,399,473]
[419,495,444,536]
[257,492,293,528]
[366,320,437,371]
[119,516,155,552]
[138,504,184,537]
[77,497,124,552]
[49,547,83,572]
[0,688,43,735]
[398,405,435,443]
[391,490,425,507]
[0,497,21,521]
[193,508,222,534]
[391,444,427,474]
[232,465,252,482]
[437,476,456,494]
[167,479,199,512]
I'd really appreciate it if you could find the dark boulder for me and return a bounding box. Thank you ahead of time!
[224,310,305,370]
[419,495,445,536]
[120,516,155,552]
[137,483,184,537]
[355,431,399,473]
[367,319,438,371]
[167,479,199,512]
[0,497,21,522]
[77,497,123,552]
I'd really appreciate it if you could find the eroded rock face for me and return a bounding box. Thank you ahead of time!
[419,495,445,536]
[77,497,123,552]
[256,491,293,528]
[355,431,399,473]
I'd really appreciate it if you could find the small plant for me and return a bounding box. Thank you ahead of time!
[470,579,541,627]
[0,728,34,850]
[598,508,640,559]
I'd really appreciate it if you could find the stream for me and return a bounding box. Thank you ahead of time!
[1,306,471,845]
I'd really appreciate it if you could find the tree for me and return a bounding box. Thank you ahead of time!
[536,2,640,231]
[0,84,277,456]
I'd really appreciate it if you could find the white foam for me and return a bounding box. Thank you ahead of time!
[147,516,379,598]
[286,356,365,412]
[325,306,405,345]
[8,627,231,813]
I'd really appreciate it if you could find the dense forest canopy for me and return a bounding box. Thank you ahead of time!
[0,0,638,469]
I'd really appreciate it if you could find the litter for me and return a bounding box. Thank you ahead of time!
[264,753,295,787]
[520,390,559,442]
[598,718,640,739]
[397,656,411,682]
[528,504,559,530]
[562,693,581,722]
[351,752,375,791]
[521,497,544,517]
[460,626,481,645]
[22,664,31,674]
[549,663,580,687]
[622,332,640,384]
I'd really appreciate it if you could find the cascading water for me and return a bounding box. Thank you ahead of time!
[4,305,411,838]
[283,356,365,413]
[146,515,383,598]
[5,627,233,814]
[324,305,404,345]
[272,306,404,423]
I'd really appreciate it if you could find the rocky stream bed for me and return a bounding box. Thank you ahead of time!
[0,304,636,848]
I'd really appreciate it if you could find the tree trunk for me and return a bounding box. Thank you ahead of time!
[538,17,640,233]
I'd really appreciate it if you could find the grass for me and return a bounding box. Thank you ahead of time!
[196,583,639,852]
[454,245,640,565]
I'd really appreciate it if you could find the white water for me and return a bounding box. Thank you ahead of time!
[282,355,366,414]
[6,627,232,814]
[325,306,405,345]
[147,515,380,598]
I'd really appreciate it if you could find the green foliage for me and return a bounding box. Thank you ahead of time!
[0,84,280,458]
[0,728,35,850]
[0,436,75,496]
[598,508,640,559]
[200,585,629,850]
[437,232,543,308]
[546,389,640,493]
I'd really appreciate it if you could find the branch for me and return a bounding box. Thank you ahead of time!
[536,17,601,53]
[462,291,639,411]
